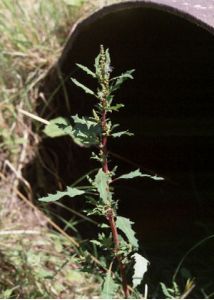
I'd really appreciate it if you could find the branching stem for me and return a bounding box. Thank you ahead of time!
[100,96,129,298]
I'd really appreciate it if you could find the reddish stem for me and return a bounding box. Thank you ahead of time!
[100,98,129,298]
[107,209,129,298]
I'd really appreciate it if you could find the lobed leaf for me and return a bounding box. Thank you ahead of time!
[49,114,101,147]
[71,77,95,95]
[71,115,101,146]
[39,187,85,202]
[132,253,149,288]
[117,169,164,181]
[43,117,69,138]
[111,130,133,138]
[43,114,100,147]
[116,216,139,249]
[101,270,118,299]
[94,169,111,204]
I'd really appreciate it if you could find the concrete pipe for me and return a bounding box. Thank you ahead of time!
[27,0,214,280]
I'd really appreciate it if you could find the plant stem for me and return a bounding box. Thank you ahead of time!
[106,209,129,298]
[101,98,108,173]
[100,97,129,298]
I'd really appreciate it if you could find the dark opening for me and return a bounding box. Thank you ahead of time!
[26,5,214,288]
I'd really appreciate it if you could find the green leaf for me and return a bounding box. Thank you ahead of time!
[101,270,118,299]
[71,78,95,95]
[117,169,164,181]
[51,114,100,147]
[108,103,124,112]
[39,187,85,202]
[99,223,110,228]
[160,282,174,299]
[106,94,114,104]
[104,48,112,75]
[94,169,111,204]
[2,286,18,299]
[110,69,135,92]
[43,117,69,138]
[105,48,111,69]
[90,239,102,247]
[110,69,135,81]
[116,216,139,249]
[71,115,101,146]
[111,130,133,138]
[94,52,101,75]
[76,63,96,78]
[91,152,101,162]
[132,253,149,288]
[98,232,113,249]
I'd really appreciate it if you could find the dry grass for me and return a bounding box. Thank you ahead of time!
[0,0,103,297]
[0,0,83,164]
[0,169,100,298]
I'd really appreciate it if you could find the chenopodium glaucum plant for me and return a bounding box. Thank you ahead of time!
[40,45,164,298]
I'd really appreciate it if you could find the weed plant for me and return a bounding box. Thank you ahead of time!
[40,45,164,298]
[1,0,213,298]
[40,45,213,299]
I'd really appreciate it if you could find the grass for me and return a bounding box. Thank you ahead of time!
[0,0,103,298]
[0,207,99,298]
[0,1,125,297]
[0,0,83,161]
[0,171,101,298]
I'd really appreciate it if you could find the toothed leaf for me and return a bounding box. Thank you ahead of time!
[101,270,118,299]
[39,187,85,202]
[71,115,101,146]
[117,169,164,181]
[43,117,69,138]
[116,216,138,249]
[71,78,95,95]
[94,169,111,204]
[111,130,133,138]
[76,63,96,78]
